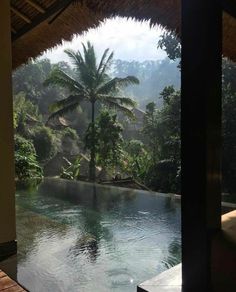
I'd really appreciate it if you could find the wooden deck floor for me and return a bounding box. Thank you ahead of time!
[0,270,26,292]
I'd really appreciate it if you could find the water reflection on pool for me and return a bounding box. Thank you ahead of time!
[14,178,181,292]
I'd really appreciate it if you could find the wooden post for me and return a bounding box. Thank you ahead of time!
[0,0,17,258]
[181,0,222,291]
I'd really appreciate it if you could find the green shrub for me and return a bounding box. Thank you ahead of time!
[122,140,151,181]
[60,156,81,180]
[61,127,78,140]
[60,127,80,154]
[85,110,123,171]
[15,134,36,157]
[145,159,179,193]
[31,126,57,162]
[14,135,43,181]
[13,93,41,137]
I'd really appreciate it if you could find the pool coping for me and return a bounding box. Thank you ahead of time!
[137,264,182,292]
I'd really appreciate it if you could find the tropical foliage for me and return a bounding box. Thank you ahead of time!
[142,86,181,192]
[122,139,151,181]
[44,42,139,180]
[113,58,180,108]
[13,93,41,135]
[31,126,57,163]
[12,34,236,197]
[60,156,81,180]
[13,59,68,115]
[157,31,236,194]
[158,31,181,61]
[15,135,43,181]
[85,109,124,173]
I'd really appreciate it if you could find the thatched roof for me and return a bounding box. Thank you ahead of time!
[46,116,70,128]
[11,0,236,68]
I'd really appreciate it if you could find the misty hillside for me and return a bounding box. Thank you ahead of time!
[13,57,180,117]
[112,58,180,109]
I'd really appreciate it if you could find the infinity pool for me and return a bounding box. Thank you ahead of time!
[13,178,181,292]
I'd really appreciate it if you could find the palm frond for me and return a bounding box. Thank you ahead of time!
[98,76,139,94]
[97,48,110,74]
[82,42,88,56]
[66,45,97,90]
[49,95,84,112]
[103,99,135,120]
[82,41,97,73]
[100,95,137,108]
[64,49,84,68]
[47,102,79,121]
[98,51,114,79]
[44,68,87,94]
[64,49,94,89]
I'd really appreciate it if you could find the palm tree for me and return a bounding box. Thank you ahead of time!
[44,41,139,181]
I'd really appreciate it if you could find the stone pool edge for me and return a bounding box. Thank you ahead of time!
[137,264,182,292]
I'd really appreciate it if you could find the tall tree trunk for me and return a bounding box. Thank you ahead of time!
[89,100,96,181]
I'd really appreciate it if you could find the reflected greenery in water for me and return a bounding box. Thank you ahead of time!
[12,178,181,292]
[162,237,181,269]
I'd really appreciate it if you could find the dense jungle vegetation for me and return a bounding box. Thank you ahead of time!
[13,35,236,196]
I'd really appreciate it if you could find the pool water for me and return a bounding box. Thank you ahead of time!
[14,178,181,292]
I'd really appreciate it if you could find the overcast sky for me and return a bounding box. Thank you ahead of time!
[42,17,167,63]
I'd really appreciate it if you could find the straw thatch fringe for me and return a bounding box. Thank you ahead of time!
[11,0,236,68]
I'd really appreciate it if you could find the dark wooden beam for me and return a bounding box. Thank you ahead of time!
[25,0,45,13]
[181,0,222,291]
[11,27,17,34]
[10,5,31,23]
[12,0,75,41]
[48,1,73,24]
[223,0,236,19]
